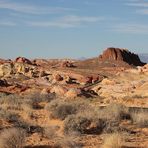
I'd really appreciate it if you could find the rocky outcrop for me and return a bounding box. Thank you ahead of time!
[65,88,81,98]
[0,63,14,77]
[99,47,145,66]
[60,61,75,68]
[15,57,32,65]
[50,85,68,96]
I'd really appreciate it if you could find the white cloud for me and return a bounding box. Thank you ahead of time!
[26,15,104,28]
[0,0,75,14]
[113,23,148,34]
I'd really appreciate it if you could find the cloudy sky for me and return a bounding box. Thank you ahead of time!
[0,0,148,59]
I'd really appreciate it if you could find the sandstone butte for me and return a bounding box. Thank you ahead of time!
[99,47,145,66]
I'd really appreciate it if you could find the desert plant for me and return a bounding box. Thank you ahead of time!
[0,128,26,148]
[43,126,60,139]
[131,111,148,127]
[64,111,123,135]
[101,132,125,148]
[45,100,78,120]
[99,103,130,121]
[0,109,20,122]
[25,92,56,109]
[64,114,106,135]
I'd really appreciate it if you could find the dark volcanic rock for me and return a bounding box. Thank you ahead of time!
[99,47,145,66]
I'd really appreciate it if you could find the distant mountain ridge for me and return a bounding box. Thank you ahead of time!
[139,54,148,63]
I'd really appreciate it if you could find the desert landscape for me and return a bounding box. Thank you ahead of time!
[0,47,147,148]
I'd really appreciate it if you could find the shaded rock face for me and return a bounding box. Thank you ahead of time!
[99,48,145,66]
[0,79,9,87]
[15,57,32,65]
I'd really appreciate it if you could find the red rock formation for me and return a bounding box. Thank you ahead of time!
[0,59,12,65]
[99,47,145,66]
[60,61,75,68]
[54,74,63,81]
[15,57,32,65]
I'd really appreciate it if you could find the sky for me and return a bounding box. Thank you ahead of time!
[0,0,148,59]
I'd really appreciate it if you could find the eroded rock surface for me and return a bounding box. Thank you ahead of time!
[99,47,145,66]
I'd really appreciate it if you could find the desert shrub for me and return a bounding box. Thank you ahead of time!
[51,103,77,120]
[131,111,148,127]
[103,119,121,133]
[64,114,106,135]
[99,103,130,121]
[0,128,26,148]
[0,92,56,111]
[45,99,92,120]
[64,112,123,135]
[43,126,60,139]
[45,100,76,120]
[101,132,125,148]
[25,92,56,108]
[0,94,23,110]
[0,109,20,122]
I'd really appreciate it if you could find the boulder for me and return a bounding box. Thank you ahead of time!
[99,47,145,66]
[65,88,81,98]
[50,85,68,96]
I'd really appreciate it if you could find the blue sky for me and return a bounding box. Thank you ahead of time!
[0,0,148,59]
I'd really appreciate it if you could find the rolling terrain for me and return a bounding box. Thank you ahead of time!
[0,47,148,148]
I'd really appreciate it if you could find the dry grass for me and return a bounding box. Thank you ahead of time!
[101,132,125,148]
[98,103,130,121]
[43,126,60,139]
[0,128,26,148]
[132,111,148,127]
